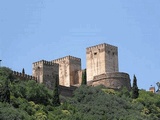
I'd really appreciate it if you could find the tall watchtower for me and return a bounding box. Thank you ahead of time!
[32,60,59,89]
[52,56,81,87]
[86,43,119,81]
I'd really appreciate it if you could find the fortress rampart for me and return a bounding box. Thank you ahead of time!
[52,55,81,63]
[86,43,118,53]
[86,43,105,54]
[33,60,59,67]
[88,72,131,90]
[12,71,37,81]
[31,43,131,91]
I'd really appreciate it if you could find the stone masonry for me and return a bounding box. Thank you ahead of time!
[86,43,131,90]
[52,56,81,87]
[32,43,131,91]
[86,43,119,81]
[88,72,131,90]
[32,60,59,89]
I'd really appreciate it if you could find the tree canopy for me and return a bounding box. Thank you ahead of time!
[0,67,160,120]
[132,75,139,99]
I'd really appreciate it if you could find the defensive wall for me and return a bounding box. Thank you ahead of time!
[32,60,59,89]
[12,70,77,97]
[52,55,81,63]
[59,85,77,97]
[31,43,131,92]
[12,71,37,81]
[88,72,131,90]
[52,55,81,87]
[33,60,59,67]
[86,43,118,54]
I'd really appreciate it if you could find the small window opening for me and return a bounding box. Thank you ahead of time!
[94,52,97,55]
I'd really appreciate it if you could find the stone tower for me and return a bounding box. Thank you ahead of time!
[52,56,81,87]
[32,60,59,89]
[86,43,119,81]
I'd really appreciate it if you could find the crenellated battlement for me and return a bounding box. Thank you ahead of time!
[33,60,58,67]
[68,55,81,61]
[52,55,81,63]
[86,43,106,52]
[105,44,118,52]
[12,71,37,81]
[86,43,118,52]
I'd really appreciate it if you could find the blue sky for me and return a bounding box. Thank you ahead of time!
[0,0,160,90]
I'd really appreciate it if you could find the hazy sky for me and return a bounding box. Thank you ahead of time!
[0,0,160,90]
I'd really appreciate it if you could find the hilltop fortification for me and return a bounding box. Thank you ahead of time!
[32,43,131,91]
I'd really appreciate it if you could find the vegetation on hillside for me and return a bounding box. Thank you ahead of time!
[132,75,139,99]
[0,67,160,120]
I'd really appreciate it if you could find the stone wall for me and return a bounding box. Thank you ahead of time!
[31,43,131,92]
[88,72,131,90]
[69,57,81,85]
[59,85,77,97]
[105,44,119,72]
[52,57,70,86]
[52,56,81,87]
[86,43,119,81]
[12,71,37,81]
[77,70,83,85]
[32,60,59,89]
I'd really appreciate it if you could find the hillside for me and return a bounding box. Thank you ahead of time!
[0,67,160,120]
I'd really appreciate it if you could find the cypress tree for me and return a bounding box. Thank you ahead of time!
[132,75,139,99]
[81,69,87,85]
[52,74,60,107]
[22,68,25,76]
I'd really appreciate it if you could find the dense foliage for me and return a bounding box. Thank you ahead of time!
[52,75,60,107]
[1,67,160,120]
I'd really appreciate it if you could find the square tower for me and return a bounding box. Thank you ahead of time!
[32,60,59,89]
[52,56,81,87]
[86,43,119,81]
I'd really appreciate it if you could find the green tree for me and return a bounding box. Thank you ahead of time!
[3,79,10,103]
[52,75,60,107]
[25,80,51,105]
[0,102,31,120]
[0,67,13,82]
[132,75,139,99]
[22,68,25,76]
[0,79,10,103]
[81,69,87,85]
[118,87,131,98]
[71,85,149,120]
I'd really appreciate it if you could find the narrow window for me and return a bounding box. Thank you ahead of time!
[94,52,97,55]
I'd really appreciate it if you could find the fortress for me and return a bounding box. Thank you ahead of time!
[32,43,131,90]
